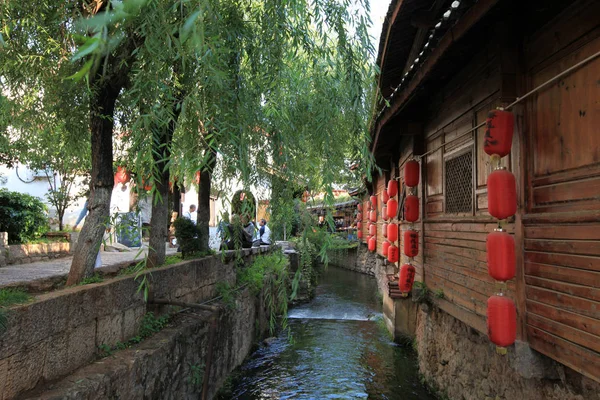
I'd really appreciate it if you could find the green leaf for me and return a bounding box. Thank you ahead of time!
[65,59,93,81]
[71,37,101,62]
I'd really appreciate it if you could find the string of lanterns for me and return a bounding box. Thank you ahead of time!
[399,160,419,297]
[484,110,517,355]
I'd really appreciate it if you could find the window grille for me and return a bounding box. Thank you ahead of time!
[445,151,473,214]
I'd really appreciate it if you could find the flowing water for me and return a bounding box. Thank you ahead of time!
[225,266,437,399]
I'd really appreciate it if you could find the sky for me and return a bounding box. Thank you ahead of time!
[368,1,389,55]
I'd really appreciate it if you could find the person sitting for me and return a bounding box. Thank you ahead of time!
[219,214,253,250]
[254,218,271,246]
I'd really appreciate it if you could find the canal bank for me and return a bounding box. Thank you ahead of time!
[218,265,436,399]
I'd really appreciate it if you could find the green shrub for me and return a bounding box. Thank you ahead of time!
[173,217,201,257]
[0,189,49,243]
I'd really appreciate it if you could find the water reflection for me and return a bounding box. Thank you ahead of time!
[228,266,437,400]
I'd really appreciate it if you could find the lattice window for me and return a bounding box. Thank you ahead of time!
[445,151,473,214]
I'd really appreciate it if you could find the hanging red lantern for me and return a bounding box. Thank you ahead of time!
[195,171,201,185]
[382,189,390,204]
[403,230,419,258]
[387,223,398,242]
[387,179,398,198]
[487,168,516,220]
[404,160,420,187]
[370,195,377,208]
[382,222,388,238]
[369,210,377,223]
[114,166,131,185]
[382,205,388,221]
[487,295,517,348]
[399,264,416,293]
[356,221,362,230]
[388,245,399,263]
[357,230,363,240]
[382,240,390,257]
[357,203,362,212]
[484,110,514,158]
[486,229,515,281]
[368,236,376,252]
[357,212,362,221]
[404,195,419,222]
[369,223,377,236]
[387,198,398,220]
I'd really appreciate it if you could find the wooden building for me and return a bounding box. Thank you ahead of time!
[366,0,599,384]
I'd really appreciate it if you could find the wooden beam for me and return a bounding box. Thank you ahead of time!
[372,0,501,156]
[377,0,408,92]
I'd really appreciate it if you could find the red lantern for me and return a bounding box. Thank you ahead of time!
[357,221,362,230]
[195,171,201,184]
[368,236,376,252]
[357,212,362,221]
[387,198,398,220]
[369,223,376,236]
[369,210,377,223]
[403,230,419,258]
[382,190,390,204]
[404,195,419,222]
[114,166,131,185]
[387,223,398,242]
[382,205,388,221]
[487,295,517,348]
[388,245,399,263]
[387,179,398,198]
[404,160,420,187]
[487,229,515,281]
[399,264,416,293]
[357,230,363,240]
[357,203,362,212]
[382,240,390,257]
[382,222,388,238]
[487,168,516,220]
[370,195,377,208]
[484,110,514,158]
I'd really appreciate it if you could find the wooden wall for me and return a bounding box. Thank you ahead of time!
[417,47,519,335]
[372,0,599,382]
[521,1,600,381]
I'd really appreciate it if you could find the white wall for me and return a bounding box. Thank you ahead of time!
[1,163,130,230]
[1,163,271,230]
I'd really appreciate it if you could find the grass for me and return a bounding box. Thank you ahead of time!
[78,274,104,285]
[0,289,32,334]
[24,237,69,244]
[97,312,170,357]
[0,288,32,307]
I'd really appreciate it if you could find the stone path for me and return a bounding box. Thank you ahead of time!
[0,245,177,288]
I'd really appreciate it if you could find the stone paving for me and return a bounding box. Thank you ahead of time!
[0,245,177,288]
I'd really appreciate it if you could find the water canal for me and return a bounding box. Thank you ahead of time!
[222,266,437,399]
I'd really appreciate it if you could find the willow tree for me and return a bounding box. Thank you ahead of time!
[2,0,375,283]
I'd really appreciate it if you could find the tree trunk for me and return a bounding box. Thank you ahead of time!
[147,104,180,268]
[67,84,119,285]
[197,150,216,252]
[172,183,181,216]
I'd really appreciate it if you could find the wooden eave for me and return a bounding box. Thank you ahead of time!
[371,0,501,157]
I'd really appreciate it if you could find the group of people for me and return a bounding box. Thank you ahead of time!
[218,214,271,250]
[180,204,271,250]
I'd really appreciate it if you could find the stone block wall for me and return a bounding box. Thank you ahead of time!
[0,249,268,399]
[415,304,600,400]
[0,231,72,267]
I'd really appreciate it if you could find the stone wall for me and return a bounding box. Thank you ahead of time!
[0,232,74,267]
[0,248,270,399]
[415,304,600,400]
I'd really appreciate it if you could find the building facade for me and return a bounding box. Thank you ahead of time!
[362,0,599,396]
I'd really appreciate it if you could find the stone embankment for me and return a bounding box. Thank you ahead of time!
[0,247,279,399]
